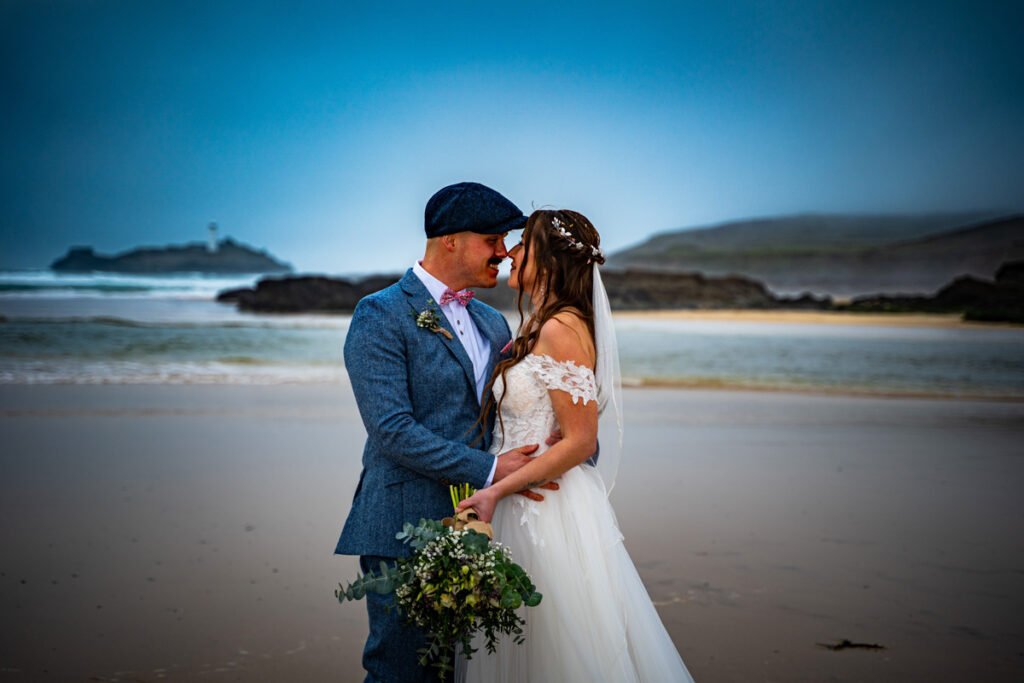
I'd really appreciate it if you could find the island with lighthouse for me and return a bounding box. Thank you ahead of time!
[50,223,292,275]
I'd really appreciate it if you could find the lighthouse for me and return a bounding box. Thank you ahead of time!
[207,222,219,253]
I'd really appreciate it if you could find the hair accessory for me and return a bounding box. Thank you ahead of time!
[551,215,604,263]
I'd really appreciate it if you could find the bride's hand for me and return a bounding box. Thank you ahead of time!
[456,487,501,523]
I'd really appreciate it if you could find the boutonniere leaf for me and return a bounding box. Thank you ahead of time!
[413,300,454,340]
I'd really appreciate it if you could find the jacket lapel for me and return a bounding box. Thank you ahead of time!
[400,270,478,402]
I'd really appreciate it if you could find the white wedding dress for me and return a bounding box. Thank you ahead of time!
[464,353,695,683]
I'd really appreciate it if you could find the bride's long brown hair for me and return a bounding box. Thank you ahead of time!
[476,209,605,449]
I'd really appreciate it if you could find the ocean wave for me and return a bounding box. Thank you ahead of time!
[0,361,344,385]
[0,283,156,294]
[0,270,262,300]
[0,315,350,330]
[217,356,279,365]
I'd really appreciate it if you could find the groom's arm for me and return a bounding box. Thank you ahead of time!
[344,296,495,488]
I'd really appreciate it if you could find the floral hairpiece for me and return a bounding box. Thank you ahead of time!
[551,215,604,263]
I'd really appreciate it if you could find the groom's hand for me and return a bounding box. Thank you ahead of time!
[493,444,538,483]
[517,480,560,502]
[493,444,560,502]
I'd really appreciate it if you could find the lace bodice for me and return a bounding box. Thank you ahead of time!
[489,354,598,455]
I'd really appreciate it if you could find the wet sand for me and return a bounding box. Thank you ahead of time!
[1,383,1022,681]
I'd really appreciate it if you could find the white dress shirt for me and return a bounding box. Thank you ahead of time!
[412,262,498,485]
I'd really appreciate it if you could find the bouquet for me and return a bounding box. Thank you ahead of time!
[336,484,542,678]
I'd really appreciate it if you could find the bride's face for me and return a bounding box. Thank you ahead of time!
[507,238,537,294]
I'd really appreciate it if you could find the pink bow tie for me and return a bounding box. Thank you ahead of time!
[440,288,475,306]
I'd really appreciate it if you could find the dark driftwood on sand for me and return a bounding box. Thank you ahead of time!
[817,639,886,651]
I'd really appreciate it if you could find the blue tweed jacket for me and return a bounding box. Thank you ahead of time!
[335,269,512,558]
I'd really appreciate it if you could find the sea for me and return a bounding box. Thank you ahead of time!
[2,270,1023,399]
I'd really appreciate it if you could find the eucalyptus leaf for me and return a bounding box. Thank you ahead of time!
[500,589,523,610]
[460,529,490,554]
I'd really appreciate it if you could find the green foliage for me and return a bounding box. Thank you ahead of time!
[335,561,412,603]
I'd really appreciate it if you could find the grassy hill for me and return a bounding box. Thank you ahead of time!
[608,212,1023,296]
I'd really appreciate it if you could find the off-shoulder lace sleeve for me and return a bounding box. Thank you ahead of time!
[527,354,598,406]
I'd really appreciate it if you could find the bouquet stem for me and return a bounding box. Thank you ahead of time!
[449,483,475,511]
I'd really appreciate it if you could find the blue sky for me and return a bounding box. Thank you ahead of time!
[2,0,1022,273]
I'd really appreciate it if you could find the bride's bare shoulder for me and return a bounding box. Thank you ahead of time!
[534,310,595,367]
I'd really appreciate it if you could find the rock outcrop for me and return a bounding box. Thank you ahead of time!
[840,261,1024,323]
[599,269,828,310]
[217,269,831,313]
[217,274,401,312]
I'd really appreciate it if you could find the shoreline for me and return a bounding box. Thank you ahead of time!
[613,309,1019,329]
[622,377,1024,403]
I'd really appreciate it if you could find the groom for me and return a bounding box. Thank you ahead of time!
[336,182,551,682]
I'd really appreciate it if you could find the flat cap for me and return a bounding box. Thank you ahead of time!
[425,182,527,237]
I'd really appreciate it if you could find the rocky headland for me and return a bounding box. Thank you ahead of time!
[216,269,831,314]
[609,212,1024,297]
[51,238,291,275]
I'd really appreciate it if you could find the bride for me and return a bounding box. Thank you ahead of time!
[458,209,695,682]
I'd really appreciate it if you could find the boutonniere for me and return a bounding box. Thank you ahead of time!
[500,339,514,356]
[413,300,454,340]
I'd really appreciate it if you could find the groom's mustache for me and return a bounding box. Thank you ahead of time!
[488,257,504,266]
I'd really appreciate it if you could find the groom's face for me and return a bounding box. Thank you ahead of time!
[452,231,508,288]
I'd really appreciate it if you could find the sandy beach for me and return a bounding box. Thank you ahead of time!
[1,382,1023,682]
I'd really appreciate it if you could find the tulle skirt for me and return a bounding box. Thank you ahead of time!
[463,463,694,683]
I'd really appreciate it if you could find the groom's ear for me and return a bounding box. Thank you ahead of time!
[441,234,458,252]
